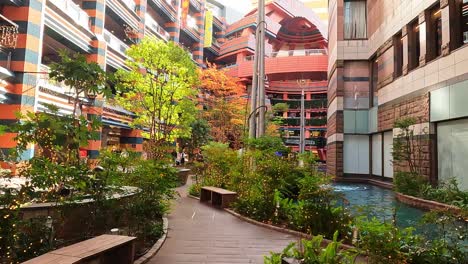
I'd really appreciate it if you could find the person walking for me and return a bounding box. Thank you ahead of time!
[180,151,186,166]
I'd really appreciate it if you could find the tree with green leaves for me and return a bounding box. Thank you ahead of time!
[115,38,198,159]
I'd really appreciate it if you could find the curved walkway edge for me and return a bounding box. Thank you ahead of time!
[135,217,169,264]
[148,180,300,264]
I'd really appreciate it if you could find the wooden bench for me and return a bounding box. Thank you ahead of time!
[200,186,237,208]
[23,235,136,264]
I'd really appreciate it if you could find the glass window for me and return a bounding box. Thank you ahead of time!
[409,19,420,71]
[344,0,367,39]
[394,32,403,78]
[462,0,468,44]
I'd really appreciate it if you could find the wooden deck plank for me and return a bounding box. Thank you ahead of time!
[22,253,80,264]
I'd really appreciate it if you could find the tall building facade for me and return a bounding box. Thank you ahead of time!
[328,0,468,190]
[0,0,227,160]
[218,0,328,159]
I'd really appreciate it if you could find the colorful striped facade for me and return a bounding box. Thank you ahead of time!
[0,0,227,160]
[217,0,329,160]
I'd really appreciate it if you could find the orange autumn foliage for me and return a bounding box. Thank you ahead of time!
[198,63,247,148]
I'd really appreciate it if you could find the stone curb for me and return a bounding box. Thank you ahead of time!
[395,192,461,214]
[134,217,169,264]
[187,194,200,200]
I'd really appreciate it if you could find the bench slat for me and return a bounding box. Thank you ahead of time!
[201,186,236,194]
[52,235,135,258]
[22,253,80,264]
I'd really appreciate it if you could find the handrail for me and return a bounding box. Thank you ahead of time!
[145,14,170,41]
[121,0,136,12]
[49,0,90,30]
[103,29,129,55]
[245,49,327,61]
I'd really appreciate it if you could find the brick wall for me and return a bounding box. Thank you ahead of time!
[327,142,343,177]
[393,135,432,179]
[326,111,343,136]
[378,93,430,131]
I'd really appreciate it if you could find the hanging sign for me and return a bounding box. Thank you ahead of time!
[204,10,213,47]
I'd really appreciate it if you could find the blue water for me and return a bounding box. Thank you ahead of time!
[333,183,426,229]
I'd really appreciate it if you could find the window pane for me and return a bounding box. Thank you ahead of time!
[344,0,367,39]
[463,0,468,44]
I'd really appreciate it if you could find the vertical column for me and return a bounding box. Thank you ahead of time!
[326,61,344,177]
[135,0,148,41]
[440,0,460,55]
[402,25,409,75]
[120,129,143,154]
[193,2,205,65]
[83,0,107,162]
[166,0,181,42]
[418,11,427,67]
[0,0,46,160]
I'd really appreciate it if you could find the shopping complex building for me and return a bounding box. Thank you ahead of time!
[327,0,468,189]
[218,0,329,160]
[0,0,228,159]
[0,0,330,161]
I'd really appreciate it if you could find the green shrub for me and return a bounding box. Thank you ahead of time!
[264,231,358,264]
[394,171,428,196]
[421,179,468,209]
[188,183,201,197]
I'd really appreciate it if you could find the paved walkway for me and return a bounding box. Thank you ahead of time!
[149,179,299,264]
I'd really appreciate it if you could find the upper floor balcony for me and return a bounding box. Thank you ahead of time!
[225,49,328,79]
[48,0,90,31]
[104,29,129,55]
[145,14,171,41]
[107,0,140,31]
[150,0,178,22]
[219,34,256,56]
[104,29,130,70]
[189,0,201,11]
[226,14,281,37]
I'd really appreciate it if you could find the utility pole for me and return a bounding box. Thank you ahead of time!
[299,88,305,153]
[248,0,266,138]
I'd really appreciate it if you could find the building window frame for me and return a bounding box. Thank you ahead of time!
[408,19,420,71]
[393,31,403,78]
[427,2,442,62]
[343,0,367,40]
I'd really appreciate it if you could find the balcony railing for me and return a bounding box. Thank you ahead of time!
[121,0,136,12]
[145,14,170,41]
[103,29,129,55]
[189,0,201,10]
[49,0,90,30]
[283,137,326,147]
[245,49,327,61]
[39,64,73,95]
[271,99,328,109]
[281,118,327,127]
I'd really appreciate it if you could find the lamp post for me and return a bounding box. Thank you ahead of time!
[249,0,266,139]
[297,79,308,153]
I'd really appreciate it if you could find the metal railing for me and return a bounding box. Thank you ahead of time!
[145,14,170,41]
[245,49,327,61]
[39,64,74,94]
[121,0,136,12]
[49,0,90,30]
[103,29,129,55]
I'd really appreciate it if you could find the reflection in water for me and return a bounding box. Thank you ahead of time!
[333,183,426,229]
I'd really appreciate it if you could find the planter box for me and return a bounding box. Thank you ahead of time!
[395,192,461,214]
[177,169,190,186]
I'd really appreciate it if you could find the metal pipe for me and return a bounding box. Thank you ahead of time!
[257,0,266,137]
[300,88,305,153]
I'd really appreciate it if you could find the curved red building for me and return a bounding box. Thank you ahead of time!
[216,0,328,160]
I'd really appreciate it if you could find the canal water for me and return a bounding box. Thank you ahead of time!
[333,182,427,229]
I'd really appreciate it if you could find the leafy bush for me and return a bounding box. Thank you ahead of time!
[420,179,468,209]
[188,183,201,197]
[264,231,358,264]
[394,171,428,197]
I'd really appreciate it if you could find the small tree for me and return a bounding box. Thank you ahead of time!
[115,38,198,159]
[198,63,246,148]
